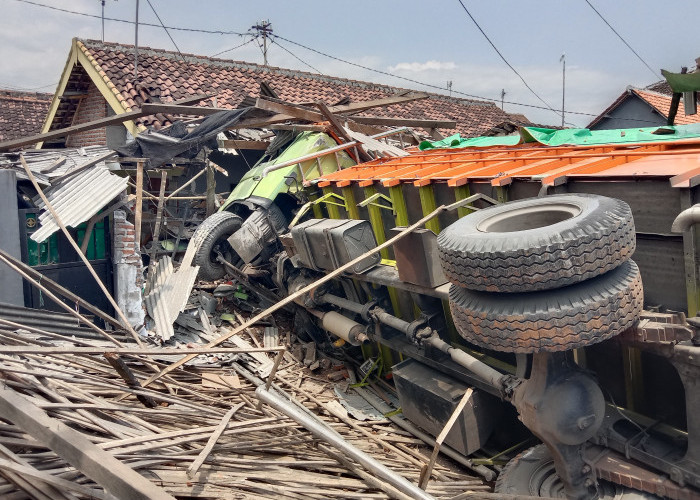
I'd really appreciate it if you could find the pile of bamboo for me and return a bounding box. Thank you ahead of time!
[0,322,492,500]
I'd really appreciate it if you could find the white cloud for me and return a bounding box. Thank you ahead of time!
[388,60,457,73]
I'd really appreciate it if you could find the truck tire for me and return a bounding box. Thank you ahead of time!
[449,260,643,353]
[437,194,635,293]
[496,445,660,499]
[190,211,243,281]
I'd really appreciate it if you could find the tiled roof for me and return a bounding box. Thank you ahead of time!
[76,39,527,137]
[633,88,700,125]
[587,87,700,128]
[0,90,52,142]
[645,80,673,96]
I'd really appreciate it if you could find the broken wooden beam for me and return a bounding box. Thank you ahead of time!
[140,103,229,116]
[351,116,457,129]
[219,139,270,150]
[104,352,159,409]
[0,94,212,152]
[255,98,325,122]
[0,386,177,500]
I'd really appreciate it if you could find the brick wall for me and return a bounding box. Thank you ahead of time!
[113,210,145,328]
[113,210,140,266]
[65,81,108,147]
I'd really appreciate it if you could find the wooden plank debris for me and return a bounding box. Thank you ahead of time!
[0,386,177,500]
[219,139,271,150]
[187,403,244,478]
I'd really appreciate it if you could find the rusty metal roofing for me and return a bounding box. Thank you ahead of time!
[316,139,700,189]
[31,164,128,243]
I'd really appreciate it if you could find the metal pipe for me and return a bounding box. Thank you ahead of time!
[672,203,700,232]
[255,386,435,500]
[424,336,506,392]
[320,293,365,315]
[374,309,412,335]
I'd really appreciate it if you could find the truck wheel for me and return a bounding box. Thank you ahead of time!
[449,260,643,353]
[437,194,635,293]
[189,211,243,281]
[496,445,660,499]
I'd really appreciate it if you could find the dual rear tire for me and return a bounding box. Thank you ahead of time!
[437,194,643,353]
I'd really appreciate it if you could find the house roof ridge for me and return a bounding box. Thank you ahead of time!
[632,87,674,99]
[78,38,500,109]
[0,89,53,101]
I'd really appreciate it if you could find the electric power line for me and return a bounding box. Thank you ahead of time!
[11,0,245,35]
[583,0,658,79]
[211,36,256,58]
[0,81,57,91]
[145,0,184,60]
[455,0,558,117]
[272,33,586,117]
[270,39,323,75]
[271,33,675,125]
[7,0,667,125]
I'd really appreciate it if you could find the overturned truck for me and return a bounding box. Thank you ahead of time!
[189,126,700,500]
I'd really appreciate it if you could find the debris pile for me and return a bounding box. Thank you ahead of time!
[0,93,503,499]
[0,308,491,499]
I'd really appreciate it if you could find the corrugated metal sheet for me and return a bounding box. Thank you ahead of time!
[0,302,101,338]
[31,164,128,243]
[316,140,700,189]
[0,146,113,184]
[144,256,199,341]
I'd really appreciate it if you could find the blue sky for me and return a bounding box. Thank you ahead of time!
[2,0,700,128]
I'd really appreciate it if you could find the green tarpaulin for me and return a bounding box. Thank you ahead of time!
[419,123,700,151]
[661,69,700,93]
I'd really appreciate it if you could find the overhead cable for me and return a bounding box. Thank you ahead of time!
[583,0,658,79]
[270,39,323,75]
[11,0,245,35]
[211,37,256,58]
[145,0,185,60]
[455,0,558,117]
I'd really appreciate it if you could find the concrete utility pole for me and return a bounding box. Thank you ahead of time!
[251,20,273,66]
[501,89,506,110]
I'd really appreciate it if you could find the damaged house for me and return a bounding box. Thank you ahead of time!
[1,37,532,327]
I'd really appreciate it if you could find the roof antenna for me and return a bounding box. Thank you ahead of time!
[134,0,139,78]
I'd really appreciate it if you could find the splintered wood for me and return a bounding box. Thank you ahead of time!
[0,325,490,500]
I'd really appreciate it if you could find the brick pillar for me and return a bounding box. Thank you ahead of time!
[113,210,145,328]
